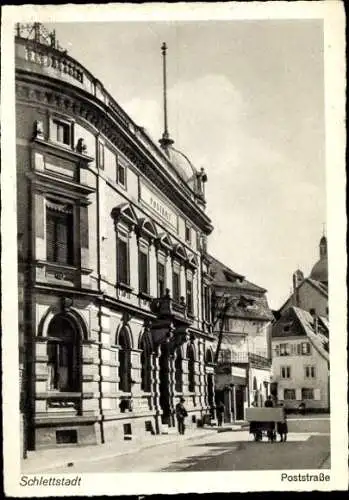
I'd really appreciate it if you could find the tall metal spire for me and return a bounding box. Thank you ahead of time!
[159,42,174,151]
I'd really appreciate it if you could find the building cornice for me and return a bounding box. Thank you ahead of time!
[15,70,213,234]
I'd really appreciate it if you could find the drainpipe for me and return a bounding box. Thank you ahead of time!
[96,168,105,444]
[89,165,104,444]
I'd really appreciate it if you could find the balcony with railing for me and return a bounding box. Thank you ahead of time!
[151,289,192,325]
[217,348,271,369]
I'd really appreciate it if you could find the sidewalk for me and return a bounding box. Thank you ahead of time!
[21,423,245,474]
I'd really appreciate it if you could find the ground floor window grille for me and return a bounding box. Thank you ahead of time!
[47,314,80,392]
[118,327,132,392]
[140,335,152,392]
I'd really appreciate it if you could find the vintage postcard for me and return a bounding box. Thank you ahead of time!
[1,1,347,496]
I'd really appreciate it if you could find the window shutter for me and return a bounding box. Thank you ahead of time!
[314,388,321,400]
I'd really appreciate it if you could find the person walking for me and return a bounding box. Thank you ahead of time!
[277,403,288,442]
[216,401,225,427]
[264,395,274,408]
[264,395,275,442]
[175,397,188,435]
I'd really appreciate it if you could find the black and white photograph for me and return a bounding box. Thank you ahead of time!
[1,1,347,496]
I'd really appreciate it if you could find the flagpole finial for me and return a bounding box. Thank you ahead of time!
[159,42,174,151]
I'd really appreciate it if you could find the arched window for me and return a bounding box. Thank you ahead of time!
[140,334,152,392]
[175,347,183,393]
[187,344,195,393]
[118,327,132,392]
[47,314,80,392]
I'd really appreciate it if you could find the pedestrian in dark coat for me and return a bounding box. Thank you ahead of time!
[216,401,225,426]
[277,404,288,442]
[264,395,275,441]
[175,398,188,435]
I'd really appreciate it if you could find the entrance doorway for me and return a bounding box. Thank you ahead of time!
[159,344,171,425]
[235,385,245,420]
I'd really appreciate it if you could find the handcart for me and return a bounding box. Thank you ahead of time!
[246,407,284,442]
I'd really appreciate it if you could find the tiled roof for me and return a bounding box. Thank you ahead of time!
[208,254,267,293]
[272,307,305,338]
[274,306,329,361]
[214,289,274,321]
[293,307,329,360]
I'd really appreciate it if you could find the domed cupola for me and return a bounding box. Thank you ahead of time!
[158,42,207,200]
[310,235,328,285]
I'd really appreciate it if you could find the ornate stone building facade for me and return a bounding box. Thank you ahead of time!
[16,24,216,453]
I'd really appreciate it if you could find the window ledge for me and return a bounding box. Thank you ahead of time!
[36,260,77,271]
[37,391,82,399]
[116,282,134,293]
[33,137,94,164]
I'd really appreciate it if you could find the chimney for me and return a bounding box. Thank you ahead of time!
[292,270,304,307]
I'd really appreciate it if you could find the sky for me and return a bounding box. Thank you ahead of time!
[47,20,326,309]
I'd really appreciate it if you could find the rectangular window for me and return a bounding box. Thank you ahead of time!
[305,366,316,378]
[281,366,291,379]
[117,234,129,285]
[185,225,191,244]
[290,344,297,355]
[116,157,127,188]
[46,205,73,265]
[172,269,180,302]
[139,249,149,294]
[280,343,290,356]
[186,278,193,316]
[157,262,166,297]
[52,119,71,146]
[301,388,314,400]
[203,285,211,322]
[301,342,311,355]
[297,344,302,355]
[274,345,280,357]
[283,389,296,400]
[98,142,105,170]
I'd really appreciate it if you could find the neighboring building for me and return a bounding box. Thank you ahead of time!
[271,307,329,411]
[209,256,274,422]
[16,24,216,453]
[271,236,330,411]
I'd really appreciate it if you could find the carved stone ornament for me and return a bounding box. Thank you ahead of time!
[60,296,73,312]
[33,119,44,140]
[76,137,87,154]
